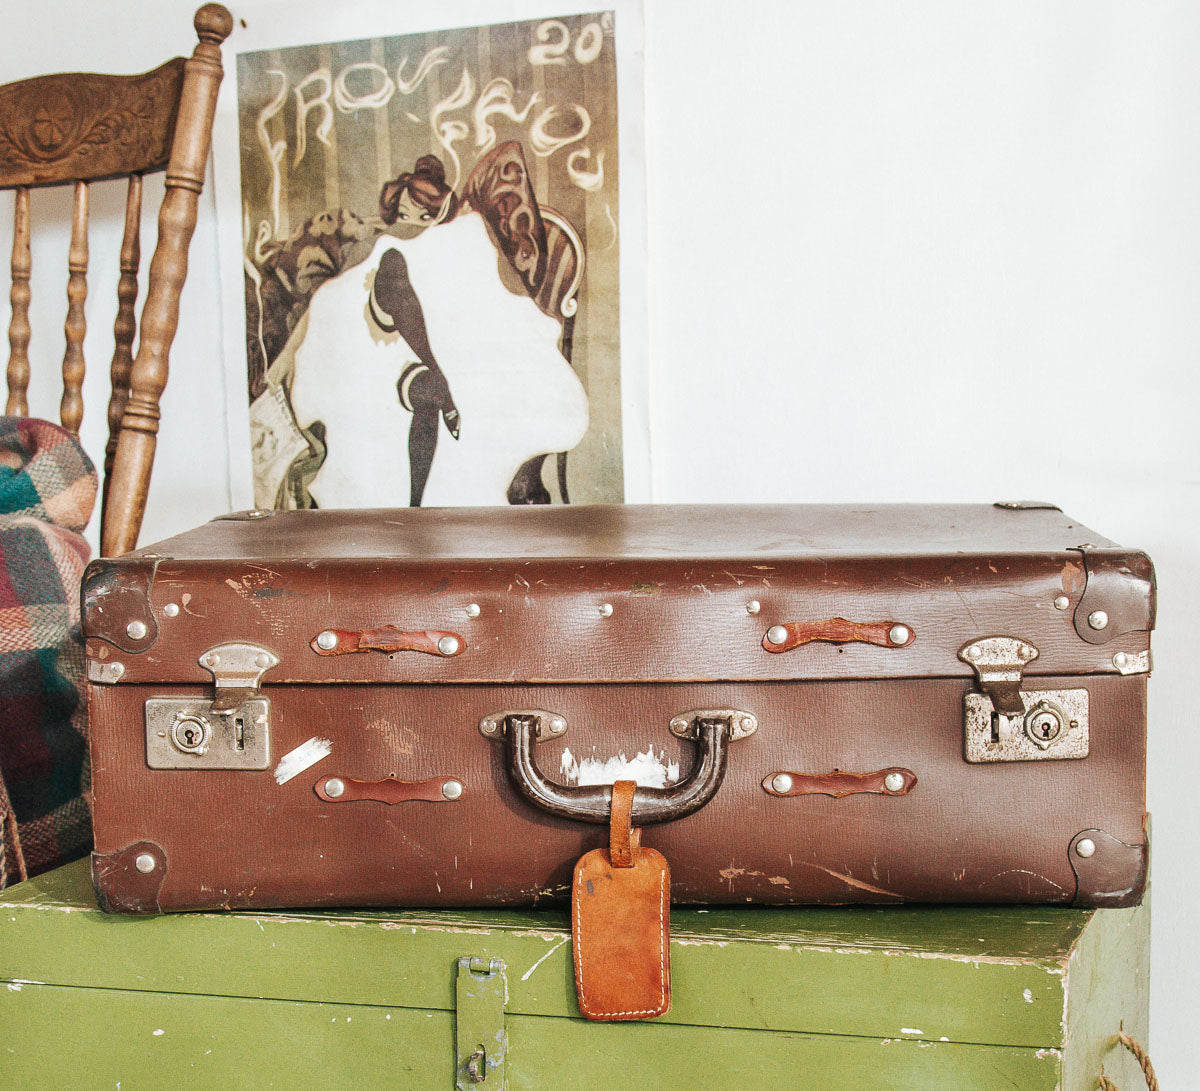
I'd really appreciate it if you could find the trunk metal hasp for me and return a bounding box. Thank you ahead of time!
[456,956,507,1090]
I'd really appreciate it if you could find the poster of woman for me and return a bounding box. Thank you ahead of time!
[212,2,647,510]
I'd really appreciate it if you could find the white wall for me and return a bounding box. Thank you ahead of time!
[2,1,1197,1080]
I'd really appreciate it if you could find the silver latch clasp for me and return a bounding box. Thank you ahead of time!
[144,642,278,771]
[959,636,1038,716]
[958,637,1089,763]
[200,641,280,715]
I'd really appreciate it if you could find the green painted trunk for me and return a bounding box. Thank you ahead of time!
[1,862,1148,1090]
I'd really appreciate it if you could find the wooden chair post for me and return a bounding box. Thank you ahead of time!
[6,187,31,415]
[60,180,89,435]
[102,4,232,556]
[100,175,142,537]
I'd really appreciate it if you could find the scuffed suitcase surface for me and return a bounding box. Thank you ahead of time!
[83,504,1153,911]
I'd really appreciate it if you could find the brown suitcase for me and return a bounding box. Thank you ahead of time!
[84,503,1153,914]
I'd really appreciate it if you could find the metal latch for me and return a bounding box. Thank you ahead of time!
[456,957,507,1090]
[958,637,1089,763]
[145,642,277,770]
[200,641,280,714]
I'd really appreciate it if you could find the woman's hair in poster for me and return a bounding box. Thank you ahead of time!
[379,155,460,226]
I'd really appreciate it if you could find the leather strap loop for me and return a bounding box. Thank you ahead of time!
[610,780,639,867]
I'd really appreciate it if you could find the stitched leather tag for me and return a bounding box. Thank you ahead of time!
[572,845,671,1021]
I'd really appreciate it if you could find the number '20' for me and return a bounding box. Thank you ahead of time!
[529,19,608,66]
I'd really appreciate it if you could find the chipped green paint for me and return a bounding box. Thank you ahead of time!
[0,861,1148,1089]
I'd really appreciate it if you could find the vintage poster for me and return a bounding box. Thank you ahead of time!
[213,2,646,510]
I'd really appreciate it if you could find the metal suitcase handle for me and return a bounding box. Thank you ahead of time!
[480,709,756,825]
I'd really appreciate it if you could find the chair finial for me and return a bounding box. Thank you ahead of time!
[194,3,233,45]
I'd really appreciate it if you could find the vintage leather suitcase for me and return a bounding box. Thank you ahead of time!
[83,503,1153,914]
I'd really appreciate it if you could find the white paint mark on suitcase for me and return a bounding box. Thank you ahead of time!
[559,746,679,788]
[274,737,333,784]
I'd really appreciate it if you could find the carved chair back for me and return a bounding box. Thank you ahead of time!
[1,4,232,555]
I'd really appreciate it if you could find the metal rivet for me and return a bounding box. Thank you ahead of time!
[1019,645,1036,660]
[965,646,980,660]
[884,772,906,793]
[254,653,271,669]
[134,853,156,874]
[126,620,148,641]
[315,630,338,651]
[740,716,755,733]
[598,603,613,618]
[1088,611,1109,631]
[746,600,761,615]
[766,625,789,646]
[465,603,481,618]
[438,635,461,656]
[1053,596,1069,611]
[205,653,219,667]
[1075,838,1096,859]
[770,773,794,794]
[888,624,910,646]
[324,778,345,799]
[1113,652,1129,670]
[163,603,180,618]
[108,662,125,681]
[442,779,464,801]
[549,717,566,734]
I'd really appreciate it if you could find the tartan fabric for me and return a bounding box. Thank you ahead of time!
[0,417,97,887]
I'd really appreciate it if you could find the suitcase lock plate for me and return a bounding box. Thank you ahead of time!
[145,642,277,770]
[959,637,1089,763]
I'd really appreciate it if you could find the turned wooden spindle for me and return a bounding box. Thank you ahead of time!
[102,174,143,538]
[103,3,232,556]
[6,187,31,415]
[59,180,89,435]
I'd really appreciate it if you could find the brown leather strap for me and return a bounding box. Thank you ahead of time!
[609,780,638,867]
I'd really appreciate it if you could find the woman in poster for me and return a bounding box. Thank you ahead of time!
[288,151,588,508]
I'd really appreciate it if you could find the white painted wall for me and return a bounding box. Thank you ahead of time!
[2,1,1196,1079]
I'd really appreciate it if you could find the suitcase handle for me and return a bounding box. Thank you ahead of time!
[488,710,749,825]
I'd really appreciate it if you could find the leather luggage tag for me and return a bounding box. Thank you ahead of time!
[572,780,672,1021]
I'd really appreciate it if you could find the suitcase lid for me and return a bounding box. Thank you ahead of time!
[83,503,1155,687]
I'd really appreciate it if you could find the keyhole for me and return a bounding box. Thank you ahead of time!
[172,715,211,753]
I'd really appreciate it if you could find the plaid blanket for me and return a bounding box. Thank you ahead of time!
[0,416,97,887]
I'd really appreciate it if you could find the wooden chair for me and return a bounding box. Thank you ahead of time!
[1,3,232,555]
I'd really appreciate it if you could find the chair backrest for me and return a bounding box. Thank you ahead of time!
[1,3,232,555]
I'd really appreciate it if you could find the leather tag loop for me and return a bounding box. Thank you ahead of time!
[609,779,639,867]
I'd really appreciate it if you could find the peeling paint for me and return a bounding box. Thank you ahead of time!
[560,745,679,788]
[1023,988,1034,1003]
